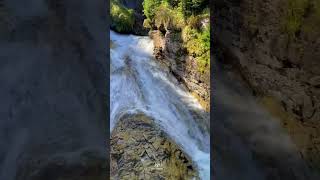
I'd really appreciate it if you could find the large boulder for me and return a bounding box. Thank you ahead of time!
[110,113,199,179]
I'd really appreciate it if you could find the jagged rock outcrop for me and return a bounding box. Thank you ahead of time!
[150,30,210,111]
[0,0,107,179]
[110,113,199,179]
[213,0,320,175]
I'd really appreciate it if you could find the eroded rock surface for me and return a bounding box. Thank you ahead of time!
[110,113,199,180]
[213,0,320,174]
[214,0,320,122]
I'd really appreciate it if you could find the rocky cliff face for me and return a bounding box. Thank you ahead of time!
[150,30,210,111]
[214,0,320,122]
[213,0,320,174]
[0,0,107,179]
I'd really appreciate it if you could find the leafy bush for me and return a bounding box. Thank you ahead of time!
[142,0,162,20]
[181,0,209,17]
[153,3,185,31]
[111,0,135,33]
[143,0,207,23]
[183,25,210,73]
[154,4,173,30]
[187,15,203,30]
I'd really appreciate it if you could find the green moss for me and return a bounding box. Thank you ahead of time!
[111,0,135,33]
[283,0,309,39]
[302,0,320,36]
[281,0,320,40]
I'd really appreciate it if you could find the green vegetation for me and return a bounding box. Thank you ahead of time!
[283,0,320,39]
[111,0,135,33]
[143,0,162,20]
[183,25,210,73]
[302,0,320,36]
[143,0,210,73]
[283,0,309,39]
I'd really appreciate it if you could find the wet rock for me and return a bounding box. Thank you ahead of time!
[15,149,107,180]
[110,113,199,180]
[150,30,210,111]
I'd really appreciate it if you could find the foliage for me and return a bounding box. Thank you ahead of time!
[143,0,208,21]
[187,15,202,30]
[183,25,210,73]
[302,0,320,36]
[153,3,185,31]
[154,4,173,30]
[142,0,162,20]
[111,0,135,33]
[142,0,210,73]
[282,0,320,39]
[181,0,209,17]
[283,0,309,39]
[143,18,152,29]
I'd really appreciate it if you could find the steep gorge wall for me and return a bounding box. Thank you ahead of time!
[214,0,320,122]
[150,30,211,111]
[0,0,108,179]
[213,0,320,173]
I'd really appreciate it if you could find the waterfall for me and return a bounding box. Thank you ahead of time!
[110,31,210,179]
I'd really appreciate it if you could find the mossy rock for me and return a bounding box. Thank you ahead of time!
[110,113,199,180]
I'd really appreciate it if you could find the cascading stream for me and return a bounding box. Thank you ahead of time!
[110,31,210,179]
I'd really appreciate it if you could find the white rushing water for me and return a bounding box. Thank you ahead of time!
[110,31,210,179]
